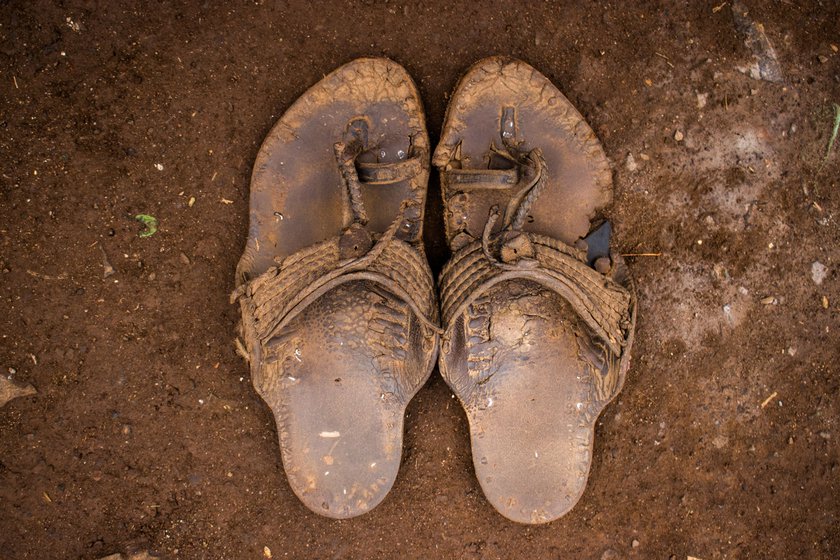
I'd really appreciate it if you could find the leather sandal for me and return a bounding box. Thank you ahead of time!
[233,58,439,519]
[434,57,636,524]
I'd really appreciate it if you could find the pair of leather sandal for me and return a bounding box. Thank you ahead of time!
[232,57,636,524]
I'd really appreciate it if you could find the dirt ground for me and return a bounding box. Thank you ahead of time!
[1,1,838,558]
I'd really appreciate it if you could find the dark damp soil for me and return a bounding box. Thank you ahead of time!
[1,1,839,559]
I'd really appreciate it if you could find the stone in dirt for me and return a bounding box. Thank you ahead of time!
[625,153,638,172]
[0,376,36,408]
[811,261,828,285]
[98,551,159,560]
[731,0,784,82]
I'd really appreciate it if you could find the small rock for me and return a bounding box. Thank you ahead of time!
[1,376,37,408]
[674,130,685,142]
[99,244,115,279]
[154,163,164,171]
[696,92,708,109]
[786,346,797,356]
[631,539,640,548]
[822,296,830,309]
[126,552,159,560]
[179,252,191,265]
[731,0,784,82]
[594,257,612,274]
[600,549,620,560]
[818,54,829,64]
[625,153,638,172]
[818,431,831,440]
[811,261,828,285]
[760,296,777,305]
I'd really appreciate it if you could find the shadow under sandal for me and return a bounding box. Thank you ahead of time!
[232,58,439,519]
[434,57,636,524]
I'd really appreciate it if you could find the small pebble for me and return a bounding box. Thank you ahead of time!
[625,153,638,172]
[632,539,640,548]
[674,130,684,142]
[811,261,828,285]
[594,257,612,274]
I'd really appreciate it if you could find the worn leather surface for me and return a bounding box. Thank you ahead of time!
[435,57,636,524]
[234,58,438,519]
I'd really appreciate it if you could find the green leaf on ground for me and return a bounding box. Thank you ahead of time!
[135,214,158,238]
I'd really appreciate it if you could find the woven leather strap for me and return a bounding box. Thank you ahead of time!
[439,232,632,356]
[233,231,439,356]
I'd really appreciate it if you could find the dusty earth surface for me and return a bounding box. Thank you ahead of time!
[1,1,839,558]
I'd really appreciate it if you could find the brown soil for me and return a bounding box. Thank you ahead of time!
[1,1,838,559]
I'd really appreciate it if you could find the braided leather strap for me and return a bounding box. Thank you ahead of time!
[232,234,439,357]
[439,233,633,356]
